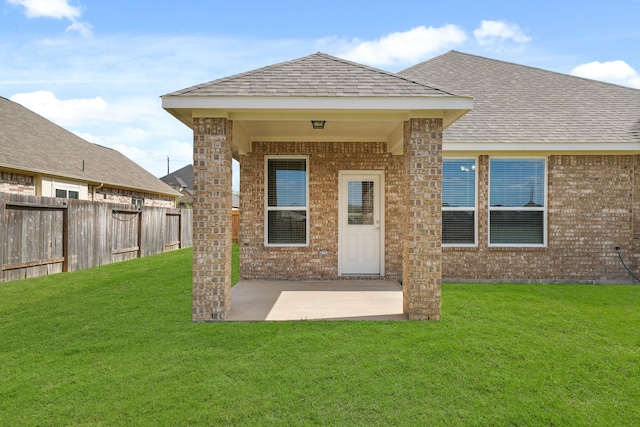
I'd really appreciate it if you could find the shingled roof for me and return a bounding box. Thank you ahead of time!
[400,51,640,144]
[164,52,455,98]
[161,164,193,194]
[0,96,179,197]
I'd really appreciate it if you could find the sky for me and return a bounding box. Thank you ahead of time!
[1,0,640,191]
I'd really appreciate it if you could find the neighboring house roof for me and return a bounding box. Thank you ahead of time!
[161,164,193,195]
[400,51,640,144]
[164,52,456,98]
[160,164,239,208]
[0,96,179,197]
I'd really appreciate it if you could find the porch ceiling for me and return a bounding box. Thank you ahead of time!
[163,99,472,158]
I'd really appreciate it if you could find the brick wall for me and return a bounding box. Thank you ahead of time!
[0,171,35,195]
[443,154,639,284]
[89,185,175,208]
[240,141,404,280]
[241,149,639,285]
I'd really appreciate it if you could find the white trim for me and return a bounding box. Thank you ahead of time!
[264,155,310,247]
[442,157,478,247]
[162,95,473,112]
[488,156,548,248]
[444,142,640,153]
[338,170,385,276]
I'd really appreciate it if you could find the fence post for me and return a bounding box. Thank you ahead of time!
[0,195,4,279]
[62,206,69,272]
[137,208,143,258]
[177,211,182,249]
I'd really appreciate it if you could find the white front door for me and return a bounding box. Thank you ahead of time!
[338,171,384,275]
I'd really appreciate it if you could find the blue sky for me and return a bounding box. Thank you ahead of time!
[2,0,639,190]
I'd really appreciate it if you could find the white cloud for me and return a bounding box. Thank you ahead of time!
[571,60,640,88]
[325,24,467,68]
[8,0,92,37]
[10,90,108,125]
[474,20,531,46]
[7,0,80,19]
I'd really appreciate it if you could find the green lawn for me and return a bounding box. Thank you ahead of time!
[1,247,639,426]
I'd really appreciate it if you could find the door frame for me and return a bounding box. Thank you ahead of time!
[338,170,385,276]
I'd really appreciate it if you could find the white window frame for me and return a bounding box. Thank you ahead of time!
[442,157,478,247]
[264,155,310,247]
[488,156,548,247]
[55,188,79,199]
[42,177,87,200]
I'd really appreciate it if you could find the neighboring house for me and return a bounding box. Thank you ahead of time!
[0,96,179,207]
[161,164,194,208]
[162,51,640,321]
[160,164,240,209]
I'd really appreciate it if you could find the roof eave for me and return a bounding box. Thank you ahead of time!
[443,141,640,153]
[162,95,473,131]
[162,94,472,111]
[0,162,181,198]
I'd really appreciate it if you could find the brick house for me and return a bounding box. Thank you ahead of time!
[162,51,640,321]
[1,96,179,207]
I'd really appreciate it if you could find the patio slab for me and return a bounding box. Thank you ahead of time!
[226,280,405,321]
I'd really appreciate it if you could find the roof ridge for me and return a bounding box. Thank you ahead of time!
[313,52,459,96]
[165,52,461,97]
[437,50,640,93]
[170,54,323,96]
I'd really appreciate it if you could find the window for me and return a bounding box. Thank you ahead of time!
[132,198,144,207]
[442,159,477,245]
[55,189,79,199]
[489,158,546,246]
[265,157,308,246]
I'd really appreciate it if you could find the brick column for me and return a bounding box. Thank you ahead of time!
[192,118,233,321]
[402,118,443,320]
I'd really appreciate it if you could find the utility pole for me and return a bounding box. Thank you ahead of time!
[167,156,170,175]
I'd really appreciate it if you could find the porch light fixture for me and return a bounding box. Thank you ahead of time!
[311,120,326,130]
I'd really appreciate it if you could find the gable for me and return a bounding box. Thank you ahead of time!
[162,52,473,156]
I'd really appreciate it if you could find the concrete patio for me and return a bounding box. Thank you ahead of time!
[226,280,405,321]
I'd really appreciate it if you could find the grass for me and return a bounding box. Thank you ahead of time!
[1,246,639,426]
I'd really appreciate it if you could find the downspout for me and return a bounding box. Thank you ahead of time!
[92,183,104,201]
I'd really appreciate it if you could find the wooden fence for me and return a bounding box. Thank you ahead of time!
[0,193,192,282]
[232,209,239,244]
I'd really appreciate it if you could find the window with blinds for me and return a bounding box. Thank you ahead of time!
[489,158,546,245]
[265,157,308,245]
[442,158,477,245]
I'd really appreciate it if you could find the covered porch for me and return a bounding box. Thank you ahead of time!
[162,53,472,321]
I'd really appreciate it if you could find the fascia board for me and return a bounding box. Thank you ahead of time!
[162,95,473,111]
[443,142,640,153]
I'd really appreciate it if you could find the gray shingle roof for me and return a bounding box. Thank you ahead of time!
[0,96,179,197]
[161,164,193,194]
[160,164,240,207]
[400,51,640,143]
[164,52,456,98]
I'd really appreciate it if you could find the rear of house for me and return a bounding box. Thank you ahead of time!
[163,51,640,321]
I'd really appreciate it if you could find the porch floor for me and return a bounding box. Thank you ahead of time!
[226,280,405,321]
